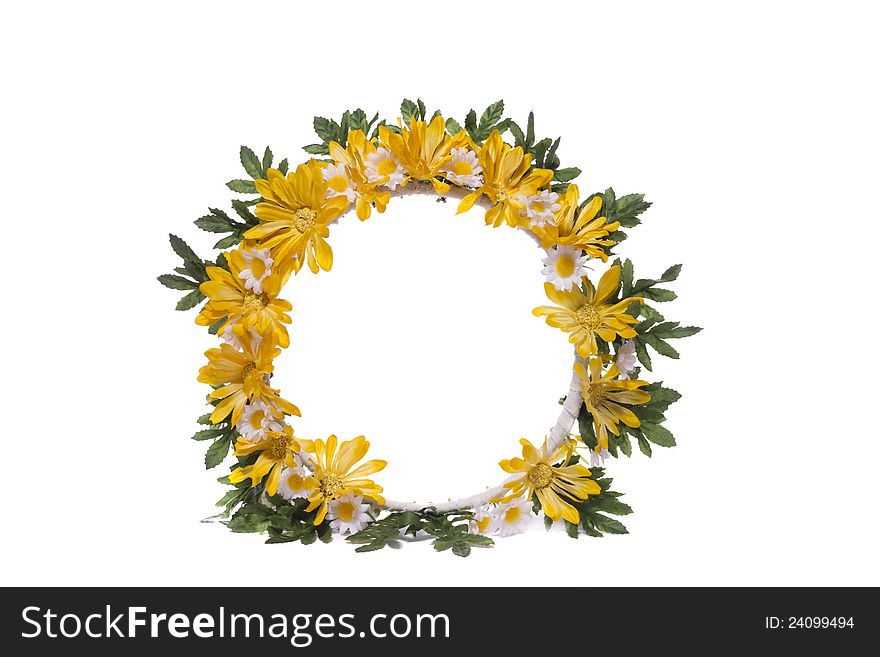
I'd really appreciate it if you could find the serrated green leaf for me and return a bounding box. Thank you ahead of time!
[157,274,197,290]
[176,288,205,311]
[645,334,680,358]
[661,264,682,281]
[194,214,234,233]
[445,117,462,134]
[214,234,242,250]
[553,167,581,183]
[239,146,262,179]
[621,259,634,296]
[205,435,231,469]
[313,117,333,141]
[277,158,288,175]
[303,143,329,155]
[634,338,653,371]
[168,234,200,264]
[401,98,418,124]
[640,422,676,447]
[261,146,272,177]
[226,179,258,194]
[192,428,224,441]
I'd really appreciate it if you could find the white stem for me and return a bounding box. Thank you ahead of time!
[307,179,579,512]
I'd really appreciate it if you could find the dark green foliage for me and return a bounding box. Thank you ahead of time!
[347,509,494,557]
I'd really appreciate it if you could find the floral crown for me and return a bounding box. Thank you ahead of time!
[159,99,700,556]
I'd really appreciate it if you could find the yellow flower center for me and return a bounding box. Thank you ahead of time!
[286,471,305,490]
[490,182,509,201]
[319,473,344,500]
[328,175,349,193]
[241,364,263,389]
[532,201,545,213]
[242,291,268,312]
[576,304,601,330]
[504,505,522,524]
[554,254,576,278]
[335,501,356,522]
[588,382,606,406]
[377,158,397,176]
[452,160,472,176]
[294,207,317,233]
[266,433,292,460]
[527,463,553,490]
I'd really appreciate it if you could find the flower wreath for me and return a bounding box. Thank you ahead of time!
[160,99,700,556]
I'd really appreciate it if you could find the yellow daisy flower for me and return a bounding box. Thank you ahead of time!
[378,115,466,195]
[498,437,600,524]
[195,248,293,348]
[532,265,641,357]
[327,129,392,221]
[297,435,387,525]
[197,332,300,425]
[229,425,300,496]
[575,358,651,450]
[534,184,620,260]
[456,130,554,228]
[245,160,349,273]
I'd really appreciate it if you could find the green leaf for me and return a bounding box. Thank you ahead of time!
[157,274,197,290]
[303,143,329,155]
[445,117,462,134]
[226,179,258,194]
[417,98,426,120]
[621,259,634,296]
[464,109,477,141]
[227,514,269,533]
[592,496,633,515]
[636,433,653,456]
[565,520,580,539]
[313,117,333,141]
[525,111,535,149]
[640,423,676,447]
[192,428,224,441]
[507,119,525,147]
[214,234,242,250]
[239,146,262,179]
[168,234,200,264]
[197,413,213,425]
[643,287,678,303]
[590,512,628,534]
[634,339,653,371]
[401,98,418,124]
[261,146,272,176]
[644,334,680,358]
[277,158,288,175]
[477,99,504,139]
[194,214,233,233]
[553,167,581,182]
[661,264,682,281]
[205,435,232,469]
[208,316,227,335]
[175,289,205,311]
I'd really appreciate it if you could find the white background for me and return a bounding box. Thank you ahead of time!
[2,0,878,586]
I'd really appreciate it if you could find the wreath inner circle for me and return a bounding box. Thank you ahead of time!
[160,101,698,555]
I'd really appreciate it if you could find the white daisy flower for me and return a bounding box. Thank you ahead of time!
[542,246,590,291]
[236,400,283,441]
[441,147,483,188]
[365,148,407,190]
[470,506,494,535]
[322,162,357,201]
[518,190,561,227]
[590,447,611,467]
[327,493,372,535]
[616,339,638,379]
[492,498,533,537]
[237,248,274,295]
[276,465,311,500]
